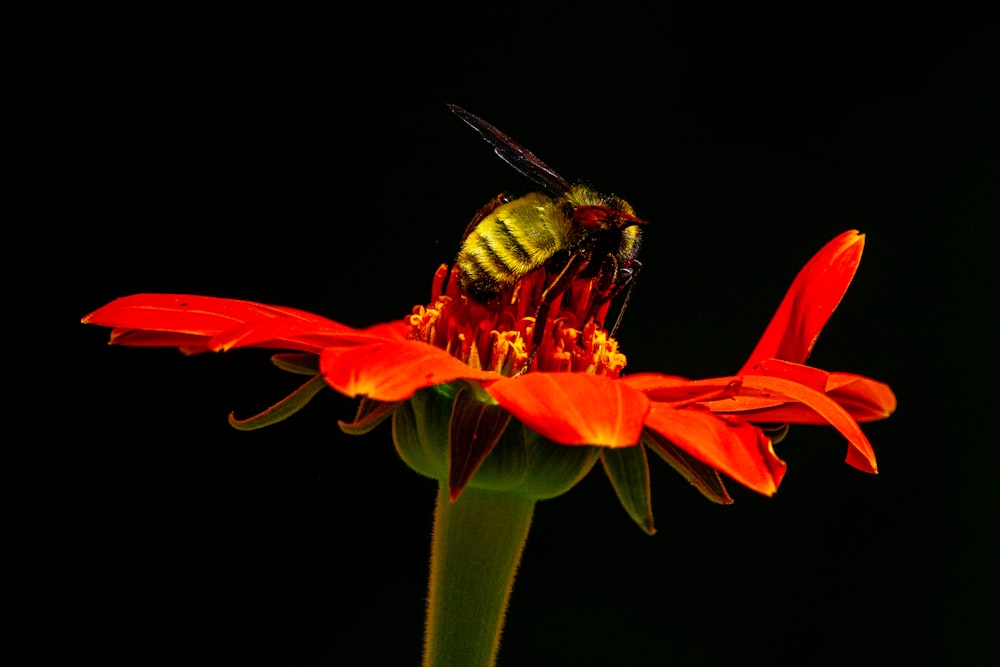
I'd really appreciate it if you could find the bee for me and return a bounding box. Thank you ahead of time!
[449,104,646,357]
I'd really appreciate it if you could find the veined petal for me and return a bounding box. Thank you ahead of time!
[360,320,410,341]
[486,374,649,448]
[738,359,897,422]
[320,340,501,403]
[643,404,786,496]
[205,318,393,353]
[825,373,897,421]
[84,293,405,355]
[83,294,342,334]
[84,293,369,354]
[710,374,879,474]
[622,373,736,404]
[106,328,217,353]
[740,230,865,371]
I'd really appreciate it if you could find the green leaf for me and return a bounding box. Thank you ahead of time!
[228,374,327,431]
[642,430,733,504]
[270,352,320,375]
[600,445,656,534]
[338,397,401,435]
[763,423,790,445]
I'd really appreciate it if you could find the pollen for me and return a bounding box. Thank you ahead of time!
[406,264,628,378]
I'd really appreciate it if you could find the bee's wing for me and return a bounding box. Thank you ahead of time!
[448,104,573,195]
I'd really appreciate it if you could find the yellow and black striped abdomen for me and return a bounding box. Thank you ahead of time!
[456,192,571,301]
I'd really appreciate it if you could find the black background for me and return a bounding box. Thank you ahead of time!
[37,2,999,665]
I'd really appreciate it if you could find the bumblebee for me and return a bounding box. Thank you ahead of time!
[449,104,646,341]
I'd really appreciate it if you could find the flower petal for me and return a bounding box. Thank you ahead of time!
[205,318,389,353]
[643,405,786,496]
[320,341,501,402]
[623,373,737,404]
[825,373,898,422]
[740,230,865,370]
[709,374,879,473]
[736,359,896,422]
[485,373,649,448]
[104,329,219,353]
[83,293,340,334]
[83,293,380,354]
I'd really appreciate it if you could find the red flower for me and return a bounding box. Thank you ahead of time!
[83,230,894,528]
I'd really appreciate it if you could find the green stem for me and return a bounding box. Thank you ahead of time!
[423,483,536,667]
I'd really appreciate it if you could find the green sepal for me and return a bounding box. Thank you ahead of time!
[228,373,327,431]
[600,445,656,535]
[270,352,320,375]
[763,423,790,445]
[338,397,400,436]
[392,384,456,481]
[512,427,599,500]
[642,429,733,504]
[392,382,599,501]
[448,383,514,500]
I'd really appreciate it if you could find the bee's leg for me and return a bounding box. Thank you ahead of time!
[461,193,512,242]
[584,255,620,327]
[582,257,641,337]
[515,252,587,376]
[608,261,641,337]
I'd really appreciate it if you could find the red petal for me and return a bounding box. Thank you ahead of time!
[206,318,390,353]
[825,373,897,421]
[320,340,501,402]
[106,329,216,352]
[622,373,732,403]
[84,293,338,333]
[643,405,786,496]
[733,359,896,423]
[621,373,693,393]
[485,374,649,448]
[716,374,879,473]
[740,230,864,370]
[83,293,390,354]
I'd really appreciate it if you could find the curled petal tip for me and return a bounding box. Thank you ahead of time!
[740,230,868,370]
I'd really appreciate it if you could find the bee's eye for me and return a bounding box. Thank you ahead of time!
[574,206,644,231]
[573,206,612,230]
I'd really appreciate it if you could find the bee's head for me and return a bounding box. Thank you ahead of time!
[573,205,647,231]
[565,185,647,231]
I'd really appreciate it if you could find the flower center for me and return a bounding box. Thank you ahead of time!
[406,265,627,377]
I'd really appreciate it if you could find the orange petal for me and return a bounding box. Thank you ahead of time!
[729,375,878,473]
[206,318,390,353]
[643,405,786,496]
[735,359,896,422]
[825,373,897,421]
[106,328,215,352]
[486,374,649,448]
[83,294,360,353]
[320,340,501,402]
[622,373,735,404]
[740,230,864,371]
[84,293,340,332]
